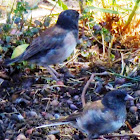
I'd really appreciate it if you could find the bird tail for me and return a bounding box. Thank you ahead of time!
[4,56,22,66]
[36,114,79,129]
[36,121,70,129]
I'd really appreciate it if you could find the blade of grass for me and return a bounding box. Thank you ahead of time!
[85,6,120,14]
[123,0,140,31]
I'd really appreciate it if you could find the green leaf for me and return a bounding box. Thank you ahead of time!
[58,0,68,10]
[11,44,29,59]
[81,51,90,58]
[31,27,39,34]
[44,17,51,27]
[110,53,115,61]
[3,24,11,32]
[85,6,119,14]
[0,45,2,52]
[6,36,11,43]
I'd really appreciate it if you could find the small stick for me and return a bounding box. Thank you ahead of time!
[81,71,109,107]
[81,73,95,107]
[104,133,140,138]
[125,121,134,133]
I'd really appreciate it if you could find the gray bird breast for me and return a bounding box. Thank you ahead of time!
[39,31,77,66]
[76,109,126,137]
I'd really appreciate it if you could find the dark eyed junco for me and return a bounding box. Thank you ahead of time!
[4,10,79,81]
[36,89,134,139]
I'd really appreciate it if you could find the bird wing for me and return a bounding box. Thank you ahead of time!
[83,100,116,122]
[83,100,104,111]
[74,100,119,136]
[52,100,104,123]
[21,25,68,60]
[50,110,81,123]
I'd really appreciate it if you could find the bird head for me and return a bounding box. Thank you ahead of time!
[56,9,79,30]
[102,89,134,109]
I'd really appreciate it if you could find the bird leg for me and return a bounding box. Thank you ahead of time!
[46,66,59,81]
[46,66,63,81]
[47,66,62,77]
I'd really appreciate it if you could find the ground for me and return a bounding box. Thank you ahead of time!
[0,0,140,139]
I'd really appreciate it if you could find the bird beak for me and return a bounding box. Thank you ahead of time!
[125,94,134,101]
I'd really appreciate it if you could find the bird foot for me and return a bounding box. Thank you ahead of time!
[46,66,75,81]
[46,66,64,81]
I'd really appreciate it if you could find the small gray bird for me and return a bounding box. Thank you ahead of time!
[5,10,79,81]
[36,89,134,139]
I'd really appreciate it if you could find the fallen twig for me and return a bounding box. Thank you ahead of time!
[81,71,109,107]
[125,121,134,133]
[104,133,140,138]
[81,73,95,107]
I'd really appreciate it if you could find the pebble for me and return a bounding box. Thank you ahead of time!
[115,78,126,85]
[134,90,140,97]
[27,111,38,118]
[24,68,31,74]
[26,128,34,135]
[70,104,78,110]
[11,114,24,122]
[17,114,24,121]
[54,113,60,119]
[73,95,79,101]
[15,98,30,107]
[67,99,73,104]
[47,134,56,140]
[129,100,135,106]
[94,81,103,94]
[33,98,39,104]
[130,106,138,113]
[136,103,140,109]
[49,130,60,135]
[42,112,53,119]
[51,100,59,106]
[16,133,27,140]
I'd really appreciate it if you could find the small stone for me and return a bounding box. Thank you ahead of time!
[17,114,24,121]
[51,100,59,106]
[11,94,19,102]
[56,81,64,86]
[73,95,79,101]
[67,100,73,104]
[28,111,38,118]
[33,98,39,104]
[129,106,138,113]
[49,130,60,135]
[11,114,24,122]
[94,81,103,94]
[26,128,34,135]
[129,100,134,106]
[41,112,47,117]
[134,90,140,97]
[115,78,126,85]
[15,98,30,107]
[42,112,53,119]
[70,104,78,110]
[24,68,31,74]
[54,113,60,119]
[47,134,56,140]
[136,103,140,109]
[64,127,72,133]
[16,133,27,140]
